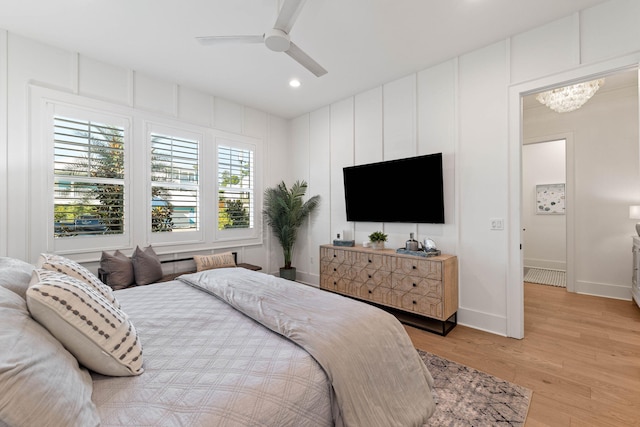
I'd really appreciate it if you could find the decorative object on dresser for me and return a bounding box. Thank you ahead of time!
[397,236,441,257]
[631,236,640,308]
[332,233,355,247]
[367,231,388,250]
[263,180,320,281]
[320,244,458,335]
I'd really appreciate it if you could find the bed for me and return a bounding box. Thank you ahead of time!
[0,255,436,427]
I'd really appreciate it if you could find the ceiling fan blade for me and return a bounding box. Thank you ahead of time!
[285,42,327,77]
[274,0,307,33]
[196,35,264,46]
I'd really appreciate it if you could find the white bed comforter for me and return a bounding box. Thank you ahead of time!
[91,279,334,427]
[179,268,436,427]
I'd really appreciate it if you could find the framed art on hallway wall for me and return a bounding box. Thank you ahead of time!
[535,183,565,215]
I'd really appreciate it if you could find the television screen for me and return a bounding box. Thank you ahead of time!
[343,153,444,224]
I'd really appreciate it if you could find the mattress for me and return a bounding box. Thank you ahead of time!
[91,280,334,427]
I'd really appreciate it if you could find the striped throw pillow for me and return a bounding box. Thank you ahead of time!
[37,253,120,308]
[27,269,144,377]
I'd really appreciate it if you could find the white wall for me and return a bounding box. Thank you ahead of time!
[0,31,289,273]
[2,0,639,337]
[523,77,639,299]
[522,140,567,271]
[288,0,640,336]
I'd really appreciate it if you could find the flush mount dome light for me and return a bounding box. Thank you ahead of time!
[535,78,605,113]
[289,79,301,88]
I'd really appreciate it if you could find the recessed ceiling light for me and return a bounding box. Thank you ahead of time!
[289,79,301,88]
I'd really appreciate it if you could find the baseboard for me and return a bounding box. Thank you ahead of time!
[524,258,566,271]
[575,280,632,301]
[290,270,319,287]
[457,307,508,337]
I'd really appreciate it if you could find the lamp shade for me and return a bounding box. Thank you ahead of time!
[630,206,640,219]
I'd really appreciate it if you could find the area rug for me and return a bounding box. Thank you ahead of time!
[524,267,566,287]
[419,350,531,426]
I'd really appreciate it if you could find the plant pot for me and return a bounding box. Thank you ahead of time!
[279,267,297,281]
[370,241,385,250]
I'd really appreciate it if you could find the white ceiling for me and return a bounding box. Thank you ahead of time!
[0,0,612,119]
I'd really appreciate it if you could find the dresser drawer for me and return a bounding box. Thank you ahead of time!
[320,275,351,294]
[353,282,393,306]
[320,247,351,265]
[352,251,393,271]
[392,275,442,296]
[395,258,441,280]
[393,291,444,319]
[353,266,392,287]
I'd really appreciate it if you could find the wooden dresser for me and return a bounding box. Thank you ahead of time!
[319,244,458,335]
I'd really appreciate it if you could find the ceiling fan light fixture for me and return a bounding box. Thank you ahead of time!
[535,78,605,113]
[264,28,291,52]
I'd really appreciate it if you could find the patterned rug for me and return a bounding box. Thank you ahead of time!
[419,350,531,426]
[524,267,566,287]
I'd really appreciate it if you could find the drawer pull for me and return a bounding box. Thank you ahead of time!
[333,254,336,258]
[412,300,417,304]
[368,274,372,279]
[368,290,372,294]
[333,268,337,271]
[368,259,372,263]
[412,265,416,270]
[412,283,417,287]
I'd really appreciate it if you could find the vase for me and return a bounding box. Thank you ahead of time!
[370,241,385,250]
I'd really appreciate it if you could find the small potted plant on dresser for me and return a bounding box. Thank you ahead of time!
[368,231,388,250]
[263,180,320,280]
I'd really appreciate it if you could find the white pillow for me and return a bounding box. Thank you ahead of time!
[0,286,100,426]
[37,253,120,308]
[0,256,35,299]
[27,269,144,377]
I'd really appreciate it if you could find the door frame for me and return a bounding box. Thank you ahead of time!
[506,53,640,339]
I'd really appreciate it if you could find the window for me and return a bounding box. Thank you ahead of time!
[150,133,199,232]
[217,144,254,230]
[53,116,125,238]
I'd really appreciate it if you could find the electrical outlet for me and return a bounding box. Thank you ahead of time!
[490,218,504,230]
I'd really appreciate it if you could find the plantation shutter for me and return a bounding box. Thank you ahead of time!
[150,133,199,232]
[53,116,125,237]
[217,145,254,230]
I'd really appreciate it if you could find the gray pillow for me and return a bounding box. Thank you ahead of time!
[0,257,35,299]
[0,286,100,426]
[100,250,134,290]
[132,245,163,285]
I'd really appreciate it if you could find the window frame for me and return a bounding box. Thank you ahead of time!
[214,136,261,242]
[146,122,204,246]
[44,102,132,254]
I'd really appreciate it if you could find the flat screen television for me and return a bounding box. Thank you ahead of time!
[343,153,444,223]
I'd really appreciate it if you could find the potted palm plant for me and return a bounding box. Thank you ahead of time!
[263,180,320,280]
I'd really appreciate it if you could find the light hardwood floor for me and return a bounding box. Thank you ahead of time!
[405,283,640,426]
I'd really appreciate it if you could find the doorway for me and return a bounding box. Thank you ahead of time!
[507,65,640,339]
[522,139,567,289]
[522,70,638,295]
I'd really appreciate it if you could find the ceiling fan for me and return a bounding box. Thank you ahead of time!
[196,0,327,77]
